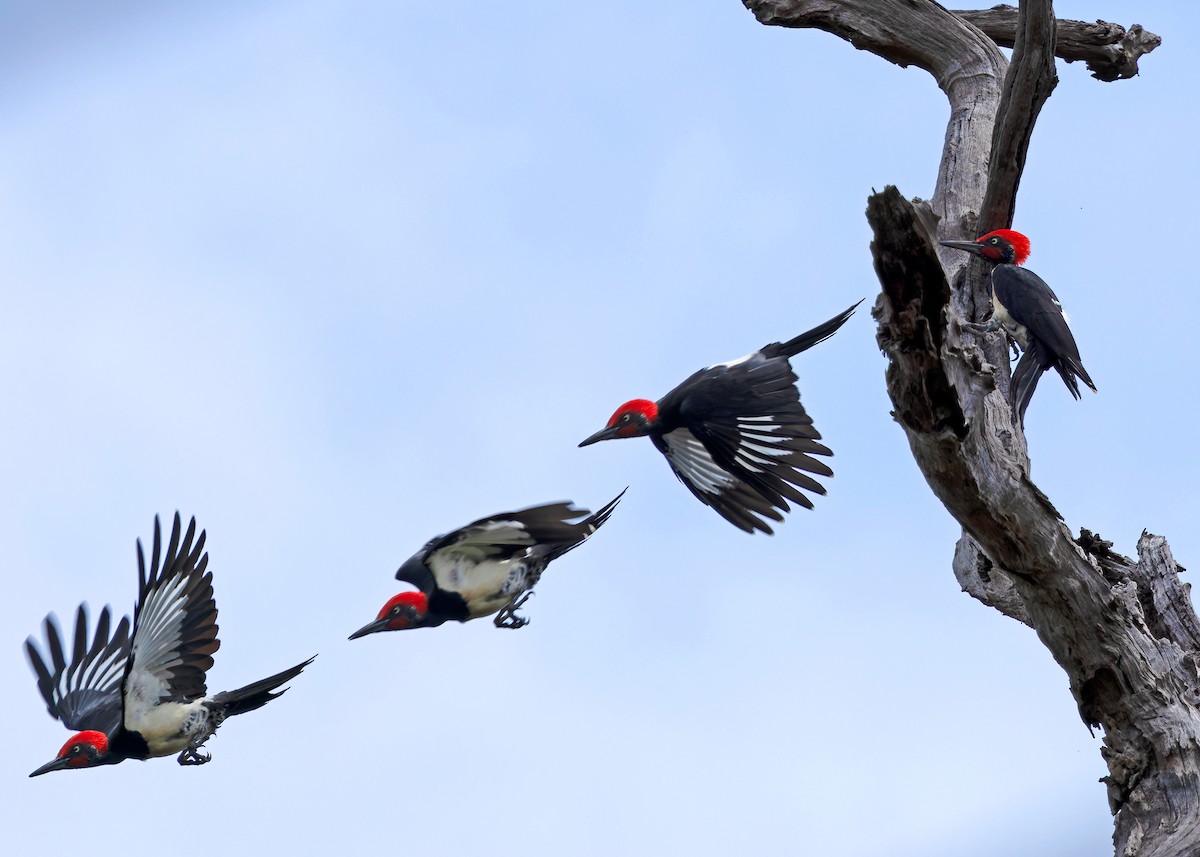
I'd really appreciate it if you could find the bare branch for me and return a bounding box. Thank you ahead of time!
[978,0,1058,234]
[953,4,1162,81]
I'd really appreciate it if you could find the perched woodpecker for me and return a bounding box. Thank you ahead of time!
[350,491,624,637]
[939,229,1096,425]
[25,514,314,776]
[578,303,859,534]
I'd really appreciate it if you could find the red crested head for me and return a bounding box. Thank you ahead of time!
[349,590,431,639]
[30,730,112,775]
[377,591,428,623]
[607,399,658,429]
[976,229,1031,265]
[580,398,659,447]
[59,730,109,762]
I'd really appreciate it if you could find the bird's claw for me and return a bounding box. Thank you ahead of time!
[960,317,1022,359]
[960,318,1000,335]
[178,746,212,766]
[494,591,535,629]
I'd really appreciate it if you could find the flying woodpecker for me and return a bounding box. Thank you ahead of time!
[578,302,859,534]
[940,229,1096,425]
[349,491,624,637]
[25,514,314,776]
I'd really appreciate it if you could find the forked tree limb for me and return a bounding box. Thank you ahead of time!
[869,182,1200,857]
[744,2,1161,82]
[740,2,1189,855]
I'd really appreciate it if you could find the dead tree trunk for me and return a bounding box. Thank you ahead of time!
[738,3,1189,856]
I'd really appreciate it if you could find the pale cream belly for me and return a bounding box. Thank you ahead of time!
[131,700,211,755]
[992,291,1030,350]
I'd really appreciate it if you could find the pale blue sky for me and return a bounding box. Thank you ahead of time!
[2,2,1195,855]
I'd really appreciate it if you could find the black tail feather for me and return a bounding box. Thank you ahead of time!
[1011,343,1096,427]
[1011,348,1046,427]
[210,656,315,718]
[778,301,862,358]
[1062,359,1097,396]
[543,489,625,563]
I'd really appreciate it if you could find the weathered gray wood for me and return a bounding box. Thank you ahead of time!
[954,4,1162,81]
[741,2,1186,855]
[979,0,1057,235]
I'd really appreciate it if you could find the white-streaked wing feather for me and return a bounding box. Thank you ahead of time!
[126,571,195,719]
[25,604,130,735]
[122,515,218,732]
[662,428,738,495]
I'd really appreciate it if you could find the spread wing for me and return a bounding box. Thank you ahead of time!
[656,356,833,534]
[122,514,219,729]
[25,604,131,735]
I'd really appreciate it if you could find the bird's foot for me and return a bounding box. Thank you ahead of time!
[960,317,1022,359]
[177,746,212,766]
[960,318,1000,335]
[494,591,534,629]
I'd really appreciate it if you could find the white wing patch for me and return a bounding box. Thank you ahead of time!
[57,636,127,705]
[663,428,737,495]
[712,351,754,369]
[732,418,794,473]
[125,573,193,724]
[448,520,534,561]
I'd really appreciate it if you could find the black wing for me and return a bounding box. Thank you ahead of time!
[394,502,587,591]
[425,497,616,560]
[398,495,625,613]
[25,604,131,734]
[396,494,624,604]
[394,554,438,593]
[656,354,833,534]
[121,514,219,729]
[993,265,1096,400]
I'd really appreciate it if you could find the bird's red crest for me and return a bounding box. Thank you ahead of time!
[58,730,108,764]
[608,399,658,428]
[377,590,428,621]
[978,229,1031,265]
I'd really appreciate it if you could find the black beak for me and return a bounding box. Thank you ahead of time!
[579,425,621,447]
[29,756,71,777]
[348,617,391,640]
[938,239,985,256]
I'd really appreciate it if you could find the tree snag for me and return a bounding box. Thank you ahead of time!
[739,3,1189,856]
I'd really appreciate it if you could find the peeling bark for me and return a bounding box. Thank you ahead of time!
[740,2,1186,855]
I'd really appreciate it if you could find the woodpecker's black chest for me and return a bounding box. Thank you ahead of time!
[429,588,470,623]
[109,728,151,760]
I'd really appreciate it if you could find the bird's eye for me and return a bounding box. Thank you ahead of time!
[989,237,999,244]
[70,745,81,755]
[391,606,401,616]
[619,413,631,423]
